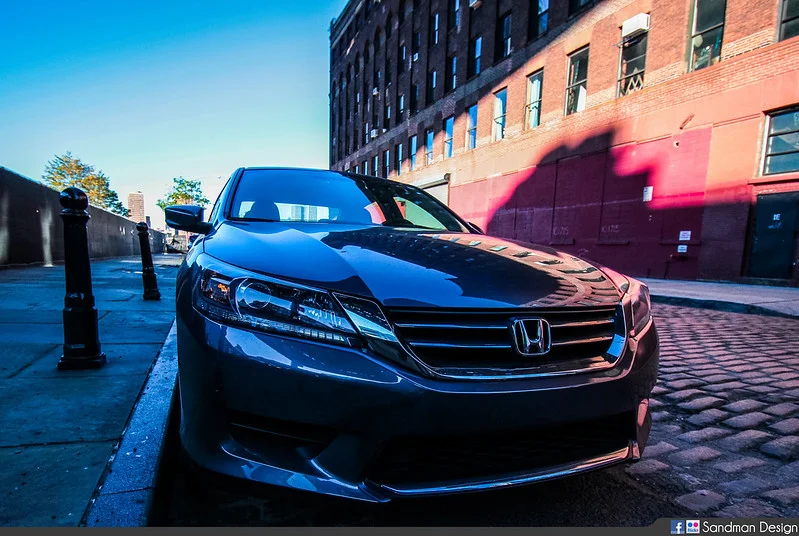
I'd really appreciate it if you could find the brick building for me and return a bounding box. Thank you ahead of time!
[127,191,145,224]
[329,0,799,283]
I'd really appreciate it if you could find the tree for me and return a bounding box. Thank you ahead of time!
[42,152,129,216]
[156,177,210,210]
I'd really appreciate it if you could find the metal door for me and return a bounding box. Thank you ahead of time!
[748,193,798,279]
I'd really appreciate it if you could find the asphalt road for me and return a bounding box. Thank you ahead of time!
[162,464,690,526]
[160,304,799,525]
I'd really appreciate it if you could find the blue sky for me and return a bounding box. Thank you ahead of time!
[0,0,346,228]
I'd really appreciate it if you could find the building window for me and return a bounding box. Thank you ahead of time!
[396,143,404,175]
[383,149,391,178]
[425,128,434,164]
[373,155,379,176]
[569,0,591,16]
[386,13,393,38]
[399,0,406,24]
[385,59,392,85]
[364,122,370,144]
[449,0,460,31]
[410,135,418,170]
[497,13,512,60]
[398,94,405,118]
[525,70,543,129]
[492,88,507,141]
[690,0,726,72]
[427,69,437,105]
[413,32,421,57]
[363,159,369,175]
[384,101,392,127]
[565,47,589,115]
[466,104,478,149]
[763,107,799,175]
[398,43,407,73]
[431,13,440,46]
[354,164,360,174]
[529,0,549,40]
[446,55,457,92]
[468,36,482,77]
[373,68,381,89]
[444,116,454,158]
[780,0,799,40]
[411,84,419,114]
[618,34,647,97]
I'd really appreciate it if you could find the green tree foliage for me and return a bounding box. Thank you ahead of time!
[42,152,129,216]
[156,177,210,210]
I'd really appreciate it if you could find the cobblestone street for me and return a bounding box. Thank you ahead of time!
[626,304,799,518]
[163,304,799,525]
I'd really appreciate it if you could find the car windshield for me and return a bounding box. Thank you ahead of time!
[229,169,468,232]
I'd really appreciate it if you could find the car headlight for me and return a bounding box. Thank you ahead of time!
[596,265,651,336]
[628,279,652,336]
[194,257,359,347]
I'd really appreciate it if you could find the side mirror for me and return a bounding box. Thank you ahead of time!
[165,205,213,234]
[466,221,484,234]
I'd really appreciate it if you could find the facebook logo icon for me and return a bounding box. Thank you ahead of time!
[671,520,684,534]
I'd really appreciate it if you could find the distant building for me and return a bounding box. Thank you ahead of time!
[329,0,799,283]
[127,191,145,224]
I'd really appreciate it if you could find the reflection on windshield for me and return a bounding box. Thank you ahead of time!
[230,169,467,233]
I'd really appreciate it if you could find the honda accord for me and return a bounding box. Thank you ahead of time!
[166,167,658,502]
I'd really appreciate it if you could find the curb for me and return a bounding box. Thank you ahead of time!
[81,320,179,527]
[650,295,798,319]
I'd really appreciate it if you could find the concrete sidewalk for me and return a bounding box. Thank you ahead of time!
[0,255,181,526]
[642,278,799,318]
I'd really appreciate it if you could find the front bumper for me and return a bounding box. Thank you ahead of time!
[177,311,658,502]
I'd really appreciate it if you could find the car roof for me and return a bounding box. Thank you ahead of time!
[240,167,403,185]
[243,166,329,172]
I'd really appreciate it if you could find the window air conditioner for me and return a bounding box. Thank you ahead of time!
[370,129,379,139]
[372,87,379,96]
[412,52,419,62]
[469,0,481,7]
[621,13,650,39]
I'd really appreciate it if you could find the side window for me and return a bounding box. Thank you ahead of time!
[392,195,449,230]
[208,176,233,223]
[208,194,222,223]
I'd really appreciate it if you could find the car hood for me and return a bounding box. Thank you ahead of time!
[203,222,622,309]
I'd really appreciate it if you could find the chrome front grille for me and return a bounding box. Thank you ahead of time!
[386,305,625,378]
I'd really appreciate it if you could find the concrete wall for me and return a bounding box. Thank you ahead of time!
[0,167,166,267]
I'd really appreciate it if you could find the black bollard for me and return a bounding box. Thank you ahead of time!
[136,222,161,301]
[58,187,106,370]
